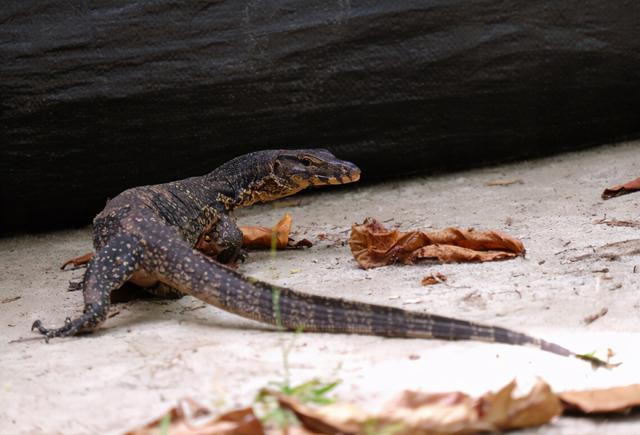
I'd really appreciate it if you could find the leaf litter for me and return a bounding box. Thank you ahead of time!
[128,379,640,434]
[349,218,525,269]
[240,213,312,250]
[601,176,640,199]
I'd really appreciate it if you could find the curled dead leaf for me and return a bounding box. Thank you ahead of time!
[263,380,561,435]
[241,213,292,249]
[61,251,94,270]
[379,379,561,434]
[602,176,640,199]
[559,384,640,414]
[349,218,525,269]
[379,389,487,434]
[481,379,562,430]
[126,398,264,435]
[238,213,313,250]
[265,390,367,435]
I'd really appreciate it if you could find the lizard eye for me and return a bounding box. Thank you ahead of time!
[204,235,212,242]
[301,157,313,167]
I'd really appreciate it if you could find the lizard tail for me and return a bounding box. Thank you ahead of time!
[157,240,573,358]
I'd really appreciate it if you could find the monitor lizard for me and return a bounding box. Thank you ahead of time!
[32,149,583,361]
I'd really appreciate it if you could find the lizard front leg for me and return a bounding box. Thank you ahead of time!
[32,233,144,340]
[194,213,245,264]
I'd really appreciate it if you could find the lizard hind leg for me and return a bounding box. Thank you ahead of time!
[32,233,144,341]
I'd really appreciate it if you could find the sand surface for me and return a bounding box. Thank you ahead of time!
[2,142,640,434]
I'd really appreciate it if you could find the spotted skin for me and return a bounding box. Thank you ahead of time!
[33,232,144,340]
[194,213,245,264]
[32,149,573,359]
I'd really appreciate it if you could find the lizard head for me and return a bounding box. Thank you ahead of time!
[222,148,361,207]
[271,148,361,193]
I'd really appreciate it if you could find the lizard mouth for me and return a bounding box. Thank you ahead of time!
[309,169,361,186]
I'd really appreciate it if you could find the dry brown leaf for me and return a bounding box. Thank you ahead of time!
[126,398,264,435]
[267,390,367,435]
[602,176,640,199]
[379,379,561,434]
[481,380,562,430]
[241,213,292,249]
[61,251,94,269]
[421,273,448,286]
[559,384,640,414]
[238,213,313,250]
[349,218,525,269]
[380,390,486,434]
[264,380,560,435]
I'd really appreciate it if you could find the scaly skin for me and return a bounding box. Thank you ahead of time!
[33,149,574,359]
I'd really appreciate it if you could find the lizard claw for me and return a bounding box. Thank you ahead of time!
[31,308,104,341]
[31,319,42,332]
[31,318,74,342]
[31,320,52,343]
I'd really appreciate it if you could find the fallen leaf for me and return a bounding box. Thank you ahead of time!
[379,379,561,434]
[241,213,292,249]
[379,390,486,434]
[559,384,640,413]
[61,252,94,270]
[602,176,640,199]
[486,178,523,186]
[239,214,312,250]
[421,273,447,286]
[349,218,525,269]
[583,307,608,325]
[126,398,264,435]
[264,380,561,435]
[482,380,562,430]
[266,390,367,435]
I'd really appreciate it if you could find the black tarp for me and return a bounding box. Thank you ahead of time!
[2,1,640,233]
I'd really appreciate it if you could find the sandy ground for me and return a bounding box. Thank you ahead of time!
[2,142,640,434]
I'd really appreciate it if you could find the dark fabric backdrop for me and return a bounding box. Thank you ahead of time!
[2,1,640,233]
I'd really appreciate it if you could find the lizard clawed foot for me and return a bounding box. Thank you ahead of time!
[236,249,249,263]
[31,317,84,342]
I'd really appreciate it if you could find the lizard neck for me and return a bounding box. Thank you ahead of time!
[200,151,282,210]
